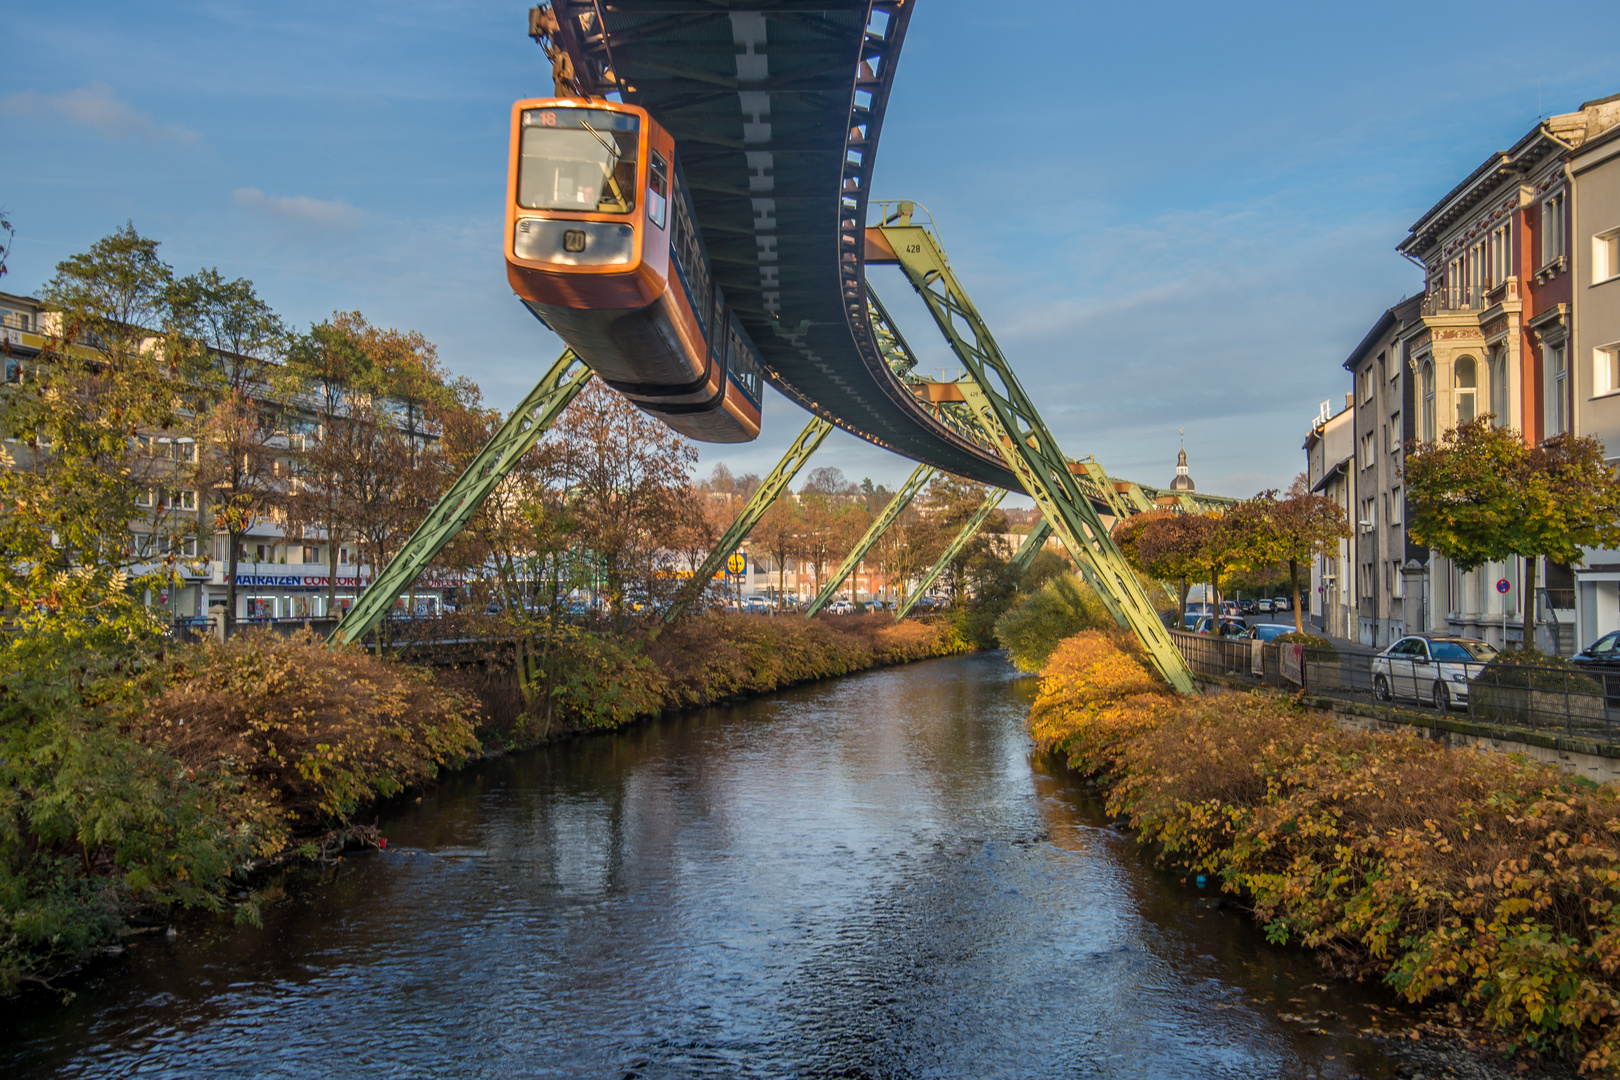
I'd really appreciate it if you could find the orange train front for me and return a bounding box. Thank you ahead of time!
[504,98,764,443]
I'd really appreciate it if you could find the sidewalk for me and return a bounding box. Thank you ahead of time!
[1304,613,1376,658]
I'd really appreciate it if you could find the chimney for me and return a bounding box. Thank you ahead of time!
[1345,392,1353,412]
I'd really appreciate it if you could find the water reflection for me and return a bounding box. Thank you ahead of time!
[3,652,1396,1078]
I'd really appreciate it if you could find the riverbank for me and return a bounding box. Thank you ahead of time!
[1028,630,1620,1074]
[1,612,972,999]
[3,650,1418,1078]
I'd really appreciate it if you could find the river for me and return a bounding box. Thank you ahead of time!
[3,651,1401,1079]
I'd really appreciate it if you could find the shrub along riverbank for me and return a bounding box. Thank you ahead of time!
[1029,630,1620,1072]
[1,612,970,997]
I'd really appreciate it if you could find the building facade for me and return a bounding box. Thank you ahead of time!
[1391,97,1620,651]
[1337,294,1424,648]
[1304,395,1356,640]
[1569,96,1620,647]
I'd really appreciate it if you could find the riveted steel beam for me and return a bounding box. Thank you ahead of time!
[895,489,1004,620]
[805,461,933,617]
[868,207,1196,694]
[662,414,833,624]
[1009,520,1053,574]
[331,349,592,647]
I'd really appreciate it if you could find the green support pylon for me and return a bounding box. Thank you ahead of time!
[331,349,592,647]
[805,462,934,616]
[1009,520,1052,574]
[869,204,1196,694]
[662,415,833,624]
[895,488,1004,620]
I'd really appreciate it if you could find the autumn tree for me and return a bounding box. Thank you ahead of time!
[0,224,202,625]
[1120,510,1208,624]
[1404,417,1620,647]
[756,495,804,610]
[555,381,696,630]
[1226,475,1350,633]
[170,269,288,634]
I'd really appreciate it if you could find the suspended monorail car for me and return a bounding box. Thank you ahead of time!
[504,98,764,443]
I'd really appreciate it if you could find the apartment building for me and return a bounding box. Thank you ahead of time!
[1303,396,1355,640]
[1335,294,1425,647]
[1570,95,1620,647]
[1,289,458,626]
[1391,97,1620,651]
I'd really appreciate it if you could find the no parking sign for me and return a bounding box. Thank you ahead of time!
[1496,578,1511,595]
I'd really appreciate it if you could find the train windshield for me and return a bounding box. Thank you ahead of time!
[518,108,639,214]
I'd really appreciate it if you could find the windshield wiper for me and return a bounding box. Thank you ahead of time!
[578,119,630,210]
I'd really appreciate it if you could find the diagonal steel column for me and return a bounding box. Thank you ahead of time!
[662,415,833,624]
[868,205,1196,693]
[805,462,934,617]
[895,488,1004,620]
[1009,520,1053,574]
[331,349,591,647]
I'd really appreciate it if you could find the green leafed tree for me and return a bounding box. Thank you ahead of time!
[1226,475,1350,633]
[1404,417,1620,647]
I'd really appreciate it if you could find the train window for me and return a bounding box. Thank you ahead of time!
[669,180,711,332]
[728,323,764,405]
[646,151,668,229]
[518,107,639,214]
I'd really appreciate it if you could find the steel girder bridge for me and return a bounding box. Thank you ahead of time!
[332,1,1235,693]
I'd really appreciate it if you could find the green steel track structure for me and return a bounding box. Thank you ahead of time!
[661,415,834,623]
[804,461,933,617]
[893,488,1004,621]
[867,206,1197,693]
[1009,521,1054,574]
[330,349,592,647]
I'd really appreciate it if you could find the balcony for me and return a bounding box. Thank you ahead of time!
[1421,277,1519,317]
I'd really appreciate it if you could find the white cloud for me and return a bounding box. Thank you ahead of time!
[233,187,362,228]
[0,82,199,144]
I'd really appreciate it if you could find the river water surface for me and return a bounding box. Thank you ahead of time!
[4,651,1403,1078]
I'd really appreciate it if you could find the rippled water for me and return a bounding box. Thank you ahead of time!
[3,651,1400,1078]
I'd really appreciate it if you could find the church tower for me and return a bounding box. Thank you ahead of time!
[1170,434,1195,492]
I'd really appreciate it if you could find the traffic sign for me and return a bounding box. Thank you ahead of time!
[726,553,746,575]
[1496,578,1511,594]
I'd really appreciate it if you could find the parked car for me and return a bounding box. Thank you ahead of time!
[825,599,855,615]
[1573,632,1620,703]
[1192,615,1250,637]
[1237,599,1257,616]
[1272,596,1290,612]
[1371,635,1498,710]
[1256,599,1274,614]
[1219,601,1241,620]
[1243,623,1295,643]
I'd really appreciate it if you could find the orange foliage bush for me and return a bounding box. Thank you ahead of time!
[1031,630,1620,1071]
[135,629,481,854]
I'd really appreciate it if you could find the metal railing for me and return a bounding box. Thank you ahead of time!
[1421,284,1488,315]
[1170,629,1617,734]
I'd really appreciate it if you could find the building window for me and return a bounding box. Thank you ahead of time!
[171,535,198,558]
[1391,485,1403,525]
[1548,343,1568,436]
[1360,432,1376,469]
[1597,228,1620,285]
[1360,364,1374,404]
[1421,360,1436,439]
[1598,343,1620,396]
[1388,413,1402,451]
[135,488,154,508]
[1455,356,1477,424]
[1542,190,1567,266]
[1490,223,1511,285]
[1488,345,1508,424]
[173,489,198,512]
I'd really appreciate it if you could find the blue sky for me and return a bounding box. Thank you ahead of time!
[4,1,1619,502]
